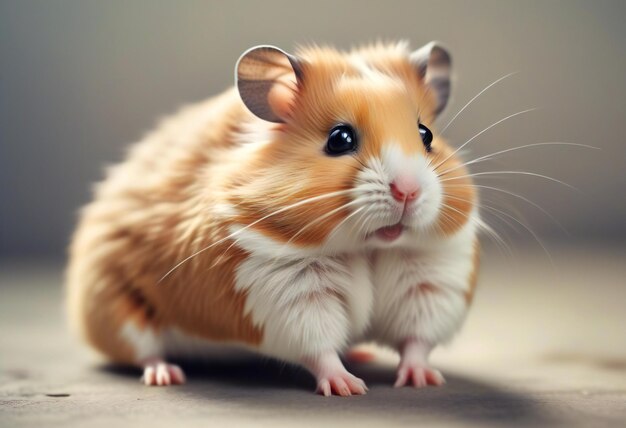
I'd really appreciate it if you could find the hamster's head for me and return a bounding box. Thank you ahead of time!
[232,42,475,252]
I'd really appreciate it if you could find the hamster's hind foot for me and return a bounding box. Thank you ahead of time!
[394,338,445,388]
[394,364,445,388]
[141,360,186,386]
[346,347,376,364]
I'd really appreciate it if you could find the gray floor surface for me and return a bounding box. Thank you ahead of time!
[1,243,625,427]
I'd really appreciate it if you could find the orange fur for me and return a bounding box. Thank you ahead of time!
[67,91,264,364]
[66,42,477,365]
[229,43,473,246]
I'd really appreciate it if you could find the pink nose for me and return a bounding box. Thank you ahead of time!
[390,179,421,202]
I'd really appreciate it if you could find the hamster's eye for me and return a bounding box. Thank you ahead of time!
[418,123,433,152]
[325,124,357,156]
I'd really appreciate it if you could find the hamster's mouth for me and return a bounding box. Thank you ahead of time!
[371,223,404,242]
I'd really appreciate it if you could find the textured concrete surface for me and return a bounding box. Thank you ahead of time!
[1,243,625,427]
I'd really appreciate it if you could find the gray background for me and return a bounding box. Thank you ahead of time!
[1,3,625,425]
[1,0,625,259]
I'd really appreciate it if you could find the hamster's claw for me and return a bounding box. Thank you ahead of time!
[316,372,368,397]
[394,338,444,388]
[141,361,186,386]
[304,351,368,396]
[394,364,445,388]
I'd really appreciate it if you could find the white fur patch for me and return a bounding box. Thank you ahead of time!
[369,214,478,347]
[380,145,443,231]
[348,145,443,245]
[349,57,396,86]
[121,322,258,362]
[225,140,478,361]
[234,253,373,362]
[121,217,477,364]
[349,54,409,85]
[121,321,163,362]
[228,224,319,259]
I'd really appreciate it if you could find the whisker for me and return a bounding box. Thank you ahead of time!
[157,189,352,283]
[440,170,578,191]
[443,194,531,258]
[433,108,538,172]
[209,197,355,268]
[284,199,362,247]
[437,200,472,229]
[440,71,519,134]
[264,203,368,275]
[455,197,554,268]
[435,208,458,234]
[352,205,377,235]
[439,201,513,258]
[445,183,568,235]
[319,205,369,254]
[438,142,598,178]
[352,208,377,239]
[488,203,554,269]
[474,215,514,258]
[443,193,524,235]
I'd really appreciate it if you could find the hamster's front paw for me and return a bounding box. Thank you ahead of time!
[302,352,368,397]
[316,371,368,397]
[141,360,186,386]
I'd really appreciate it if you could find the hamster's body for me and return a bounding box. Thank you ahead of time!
[67,42,479,395]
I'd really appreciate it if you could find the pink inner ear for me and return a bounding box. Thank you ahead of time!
[267,76,296,121]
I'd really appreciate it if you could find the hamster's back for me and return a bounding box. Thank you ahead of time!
[66,87,261,364]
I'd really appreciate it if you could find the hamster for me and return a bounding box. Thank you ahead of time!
[66,41,479,396]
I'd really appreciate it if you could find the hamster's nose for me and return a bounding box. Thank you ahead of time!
[390,178,421,203]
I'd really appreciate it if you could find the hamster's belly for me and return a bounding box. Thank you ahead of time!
[156,255,373,361]
[113,216,478,363]
[118,249,374,363]
[231,251,374,361]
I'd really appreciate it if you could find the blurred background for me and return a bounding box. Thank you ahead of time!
[1,2,625,427]
[1,0,625,261]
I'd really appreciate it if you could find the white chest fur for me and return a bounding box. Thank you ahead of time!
[122,218,477,364]
[230,215,477,362]
[369,218,477,347]
[234,251,374,360]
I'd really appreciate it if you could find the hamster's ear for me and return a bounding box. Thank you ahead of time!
[410,41,452,116]
[236,45,302,123]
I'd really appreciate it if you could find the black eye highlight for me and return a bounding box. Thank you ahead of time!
[325,124,357,156]
[418,123,433,152]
